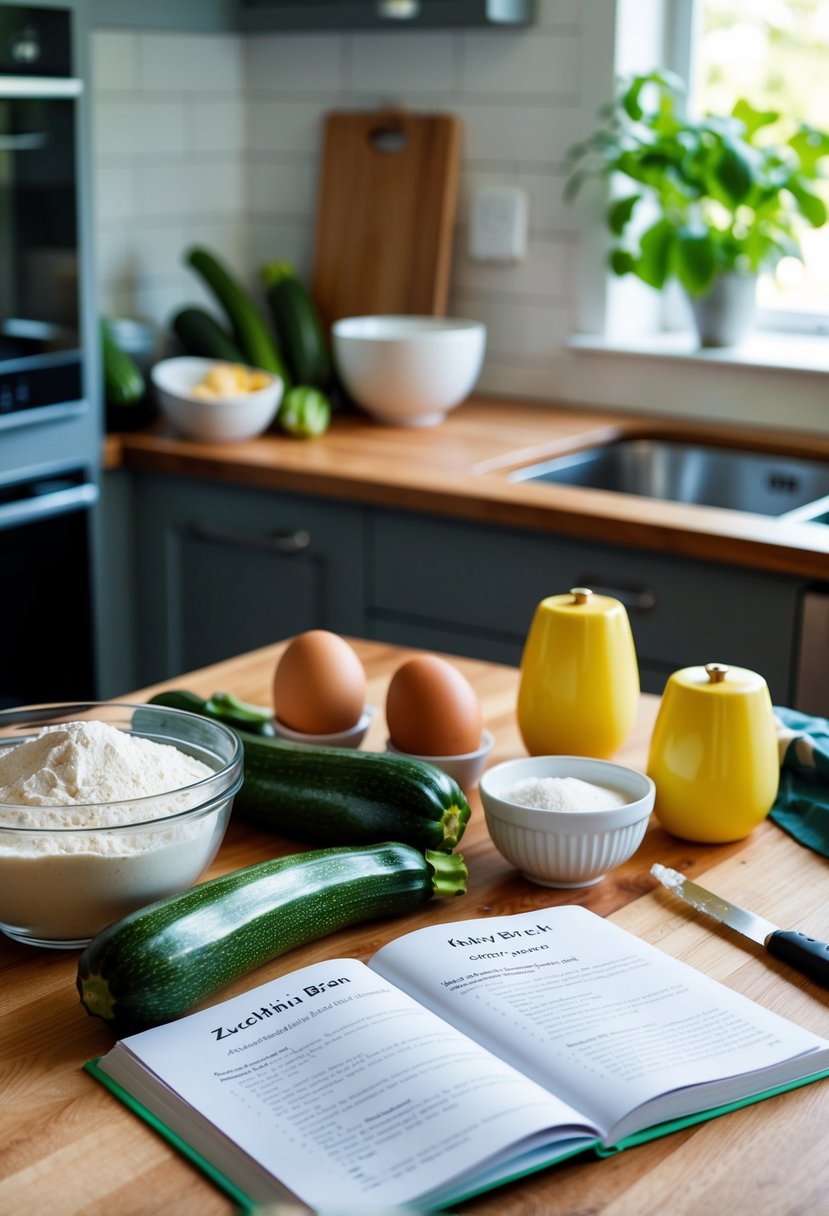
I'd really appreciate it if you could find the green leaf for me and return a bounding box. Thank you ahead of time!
[713,142,756,205]
[787,181,827,227]
[788,126,829,175]
[672,229,718,295]
[607,193,641,235]
[633,219,676,288]
[609,248,635,276]
[731,98,779,139]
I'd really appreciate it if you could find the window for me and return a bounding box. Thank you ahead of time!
[687,0,829,333]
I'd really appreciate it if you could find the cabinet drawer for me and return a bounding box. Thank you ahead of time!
[370,509,802,701]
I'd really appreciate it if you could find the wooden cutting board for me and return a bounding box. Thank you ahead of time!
[311,109,461,328]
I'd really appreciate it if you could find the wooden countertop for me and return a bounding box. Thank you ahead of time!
[105,395,829,580]
[3,639,828,1215]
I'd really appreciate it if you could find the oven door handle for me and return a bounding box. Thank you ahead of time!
[0,481,97,532]
[0,74,83,99]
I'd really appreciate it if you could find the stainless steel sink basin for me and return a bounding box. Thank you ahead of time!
[508,438,829,518]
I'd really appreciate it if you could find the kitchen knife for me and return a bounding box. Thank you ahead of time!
[650,863,829,987]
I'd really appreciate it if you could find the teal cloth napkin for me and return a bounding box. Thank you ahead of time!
[771,706,829,859]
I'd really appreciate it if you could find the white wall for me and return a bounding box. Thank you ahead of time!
[91,1,593,400]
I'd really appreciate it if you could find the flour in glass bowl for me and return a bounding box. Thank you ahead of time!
[507,776,627,812]
[0,718,233,946]
[0,719,213,823]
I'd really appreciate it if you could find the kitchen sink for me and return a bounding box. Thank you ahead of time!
[508,437,829,518]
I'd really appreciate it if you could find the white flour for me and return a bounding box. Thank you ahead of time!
[0,719,212,824]
[0,720,227,944]
[507,776,627,812]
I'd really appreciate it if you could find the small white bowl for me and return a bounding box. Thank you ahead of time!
[479,755,655,888]
[272,706,375,749]
[151,356,283,442]
[386,729,494,790]
[332,315,486,427]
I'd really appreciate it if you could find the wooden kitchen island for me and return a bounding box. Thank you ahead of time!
[2,638,828,1216]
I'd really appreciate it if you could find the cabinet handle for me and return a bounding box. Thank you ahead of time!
[577,577,656,614]
[186,521,311,556]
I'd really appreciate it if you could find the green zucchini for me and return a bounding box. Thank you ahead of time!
[171,306,244,362]
[184,246,289,383]
[261,260,332,388]
[147,690,471,851]
[101,318,145,407]
[279,385,332,437]
[77,842,467,1033]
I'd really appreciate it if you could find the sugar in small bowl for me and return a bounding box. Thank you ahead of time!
[479,756,655,888]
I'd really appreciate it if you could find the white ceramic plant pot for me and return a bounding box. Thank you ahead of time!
[687,272,758,348]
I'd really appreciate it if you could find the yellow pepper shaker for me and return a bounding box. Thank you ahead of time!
[517,587,640,759]
[647,662,780,842]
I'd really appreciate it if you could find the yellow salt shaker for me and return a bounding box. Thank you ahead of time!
[647,662,780,842]
[517,587,640,759]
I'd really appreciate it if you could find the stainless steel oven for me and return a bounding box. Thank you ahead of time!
[0,4,83,422]
[0,5,100,707]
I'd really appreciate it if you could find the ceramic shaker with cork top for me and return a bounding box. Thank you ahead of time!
[647,661,780,842]
[516,587,640,759]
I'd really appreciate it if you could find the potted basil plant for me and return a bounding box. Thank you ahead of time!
[565,70,829,346]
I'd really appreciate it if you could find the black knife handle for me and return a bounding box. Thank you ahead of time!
[766,930,829,987]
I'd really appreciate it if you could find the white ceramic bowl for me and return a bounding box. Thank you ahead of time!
[332,315,486,427]
[386,729,494,791]
[273,706,375,749]
[479,755,655,888]
[0,702,243,948]
[151,356,283,442]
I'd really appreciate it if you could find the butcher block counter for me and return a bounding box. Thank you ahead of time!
[105,395,829,581]
[2,638,828,1216]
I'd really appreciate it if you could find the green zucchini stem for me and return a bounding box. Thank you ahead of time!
[425,849,468,898]
[206,691,273,724]
[440,800,471,851]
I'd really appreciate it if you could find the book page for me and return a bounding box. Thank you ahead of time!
[99,957,597,1211]
[370,905,829,1141]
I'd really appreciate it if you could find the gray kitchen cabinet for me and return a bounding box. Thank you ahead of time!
[366,508,805,705]
[133,474,366,686]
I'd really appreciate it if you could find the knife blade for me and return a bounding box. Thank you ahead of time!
[650,863,829,988]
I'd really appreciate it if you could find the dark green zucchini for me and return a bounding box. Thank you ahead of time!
[147,689,471,851]
[101,317,145,407]
[261,260,332,388]
[77,842,467,1033]
[171,306,245,362]
[184,246,289,383]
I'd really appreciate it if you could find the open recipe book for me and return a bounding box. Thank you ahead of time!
[87,905,829,1213]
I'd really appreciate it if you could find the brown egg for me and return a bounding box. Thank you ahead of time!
[273,631,366,734]
[386,654,483,756]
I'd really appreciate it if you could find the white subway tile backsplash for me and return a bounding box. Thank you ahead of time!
[461,30,581,97]
[245,32,345,93]
[247,99,329,157]
[138,32,244,93]
[458,100,583,165]
[347,31,457,96]
[186,98,247,154]
[91,31,139,94]
[137,160,246,219]
[93,100,187,159]
[248,159,319,219]
[94,163,136,222]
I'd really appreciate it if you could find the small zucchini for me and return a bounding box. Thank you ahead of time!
[279,385,332,437]
[77,842,467,1033]
[261,260,332,388]
[185,246,289,383]
[148,690,471,852]
[101,317,145,407]
[171,306,245,363]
